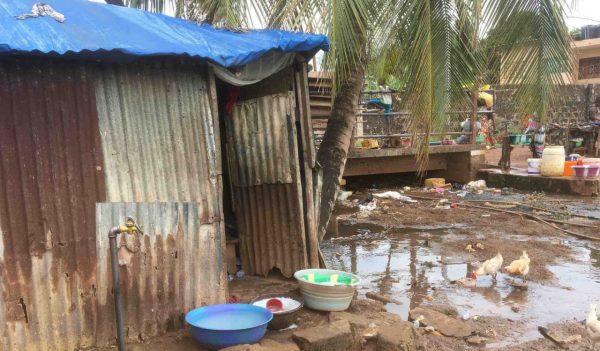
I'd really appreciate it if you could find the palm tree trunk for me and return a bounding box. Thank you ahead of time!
[316,64,364,242]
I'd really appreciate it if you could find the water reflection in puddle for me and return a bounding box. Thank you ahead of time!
[321,223,600,347]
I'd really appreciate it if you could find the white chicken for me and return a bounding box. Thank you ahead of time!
[586,304,600,342]
[468,253,503,282]
[502,251,530,283]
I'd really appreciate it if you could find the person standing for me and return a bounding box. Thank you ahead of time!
[481,112,497,148]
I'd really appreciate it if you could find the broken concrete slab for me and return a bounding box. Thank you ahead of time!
[409,307,473,338]
[292,320,359,351]
[376,321,420,351]
[479,168,600,196]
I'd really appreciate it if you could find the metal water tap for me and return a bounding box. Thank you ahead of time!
[121,216,143,235]
[108,216,143,351]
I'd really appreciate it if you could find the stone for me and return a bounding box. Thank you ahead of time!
[292,320,359,351]
[409,307,473,338]
[330,312,370,330]
[259,338,301,351]
[421,304,459,318]
[219,339,300,351]
[348,298,386,313]
[466,336,488,345]
[377,321,420,351]
[220,345,254,351]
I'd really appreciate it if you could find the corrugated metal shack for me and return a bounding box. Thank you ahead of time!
[0,0,328,349]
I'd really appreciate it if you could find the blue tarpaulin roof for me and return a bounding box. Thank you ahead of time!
[0,0,329,67]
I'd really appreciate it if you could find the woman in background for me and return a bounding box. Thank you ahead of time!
[481,112,497,148]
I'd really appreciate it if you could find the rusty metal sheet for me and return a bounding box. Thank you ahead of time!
[235,184,308,277]
[0,58,225,350]
[227,92,309,277]
[227,92,296,187]
[95,60,220,223]
[0,58,106,350]
[95,202,227,343]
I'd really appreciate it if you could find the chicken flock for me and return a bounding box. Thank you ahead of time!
[461,250,530,284]
[457,250,600,343]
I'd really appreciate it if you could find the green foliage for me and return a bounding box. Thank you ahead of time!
[124,0,576,165]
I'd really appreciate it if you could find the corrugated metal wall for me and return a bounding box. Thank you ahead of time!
[0,58,106,350]
[0,58,226,350]
[95,203,225,342]
[226,92,309,277]
[95,60,221,223]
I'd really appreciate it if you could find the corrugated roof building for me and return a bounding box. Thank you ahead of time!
[0,0,327,349]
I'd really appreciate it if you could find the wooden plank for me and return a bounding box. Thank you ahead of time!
[295,63,319,268]
[343,154,447,176]
[349,144,486,158]
[207,67,222,175]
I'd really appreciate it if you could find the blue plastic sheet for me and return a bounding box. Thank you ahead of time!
[0,0,329,67]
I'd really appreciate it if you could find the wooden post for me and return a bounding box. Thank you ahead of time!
[471,84,478,145]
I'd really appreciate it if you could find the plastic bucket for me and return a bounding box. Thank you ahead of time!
[527,158,541,174]
[540,146,565,177]
[564,161,577,176]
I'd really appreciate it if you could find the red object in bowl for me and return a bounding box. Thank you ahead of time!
[265,298,283,312]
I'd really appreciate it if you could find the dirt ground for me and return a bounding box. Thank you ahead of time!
[484,146,532,169]
[91,187,600,351]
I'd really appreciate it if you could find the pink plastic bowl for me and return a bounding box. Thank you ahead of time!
[571,165,600,178]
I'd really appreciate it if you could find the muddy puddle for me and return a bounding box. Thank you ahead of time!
[322,219,600,347]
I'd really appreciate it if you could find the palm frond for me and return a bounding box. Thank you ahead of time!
[485,0,575,121]
[382,0,477,165]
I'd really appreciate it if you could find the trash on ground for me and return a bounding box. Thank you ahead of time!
[373,191,417,203]
[337,190,353,201]
[359,200,377,212]
[424,178,447,188]
[466,180,487,191]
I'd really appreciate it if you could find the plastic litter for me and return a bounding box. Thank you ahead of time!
[359,200,377,212]
[373,191,417,203]
[462,311,471,320]
[337,190,353,201]
[235,270,245,278]
[466,180,487,191]
[16,3,66,23]
[434,187,446,194]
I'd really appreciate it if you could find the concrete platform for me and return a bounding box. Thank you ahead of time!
[479,168,600,196]
[344,145,486,182]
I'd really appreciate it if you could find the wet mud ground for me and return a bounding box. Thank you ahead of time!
[321,189,600,349]
[92,189,600,350]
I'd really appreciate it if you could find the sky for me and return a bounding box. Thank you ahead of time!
[90,0,600,30]
[566,0,600,29]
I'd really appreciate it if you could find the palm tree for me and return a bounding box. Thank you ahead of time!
[119,0,574,242]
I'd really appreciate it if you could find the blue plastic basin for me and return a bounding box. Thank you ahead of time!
[185,304,272,350]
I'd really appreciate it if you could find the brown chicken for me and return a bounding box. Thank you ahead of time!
[503,251,530,283]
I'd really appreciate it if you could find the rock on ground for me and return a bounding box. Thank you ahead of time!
[292,320,359,351]
[220,338,300,351]
[376,321,421,351]
[409,307,473,338]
